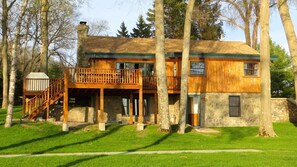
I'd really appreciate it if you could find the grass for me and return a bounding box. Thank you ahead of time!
[1,107,297,166]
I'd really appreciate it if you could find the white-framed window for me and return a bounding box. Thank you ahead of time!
[190,61,205,75]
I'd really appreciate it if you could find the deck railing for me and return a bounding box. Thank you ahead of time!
[26,78,64,118]
[143,76,181,90]
[68,68,141,85]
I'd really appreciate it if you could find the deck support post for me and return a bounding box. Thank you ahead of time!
[129,93,133,124]
[99,88,105,131]
[95,92,99,123]
[154,93,158,124]
[62,69,69,132]
[137,70,144,131]
[22,79,26,117]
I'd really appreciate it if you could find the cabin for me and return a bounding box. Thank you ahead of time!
[23,22,271,131]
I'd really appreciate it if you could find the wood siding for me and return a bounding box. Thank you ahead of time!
[90,57,260,93]
[188,58,260,93]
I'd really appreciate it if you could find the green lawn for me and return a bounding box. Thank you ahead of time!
[1,107,297,166]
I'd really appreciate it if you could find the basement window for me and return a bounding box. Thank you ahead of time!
[244,63,258,76]
[229,96,241,117]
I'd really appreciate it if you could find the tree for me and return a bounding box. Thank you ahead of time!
[5,0,29,128]
[155,0,171,132]
[19,0,84,75]
[117,22,130,37]
[277,0,297,101]
[147,0,186,38]
[178,0,196,134]
[220,0,260,49]
[259,0,277,137]
[40,0,49,74]
[147,0,223,40]
[130,15,152,38]
[270,40,294,98]
[1,0,16,109]
[88,20,109,36]
[192,0,224,40]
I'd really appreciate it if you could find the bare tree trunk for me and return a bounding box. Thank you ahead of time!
[178,0,196,134]
[155,0,171,132]
[259,0,277,137]
[251,0,260,49]
[5,0,29,128]
[2,0,9,109]
[277,0,297,101]
[40,0,49,74]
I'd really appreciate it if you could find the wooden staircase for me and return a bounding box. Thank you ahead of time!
[27,78,64,119]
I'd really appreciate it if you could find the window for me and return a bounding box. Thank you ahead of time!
[116,62,154,76]
[122,97,149,116]
[190,61,205,75]
[229,96,241,117]
[244,63,258,76]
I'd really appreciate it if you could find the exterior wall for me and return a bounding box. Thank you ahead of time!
[104,96,124,123]
[168,95,180,124]
[271,98,297,122]
[66,107,94,123]
[188,58,260,93]
[203,93,261,127]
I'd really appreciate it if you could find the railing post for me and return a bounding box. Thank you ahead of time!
[46,86,50,119]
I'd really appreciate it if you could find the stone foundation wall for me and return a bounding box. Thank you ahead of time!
[66,107,95,123]
[104,96,124,123]
[203,93,261,127]
[271,98,297,122]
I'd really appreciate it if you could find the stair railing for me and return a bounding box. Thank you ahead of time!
[27,78,64,119]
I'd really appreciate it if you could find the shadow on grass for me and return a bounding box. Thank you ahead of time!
[57,155,107,167]
[0,131,68,151]
[57,124,174,167]
[219,127,257,141]
[32,124,123,154]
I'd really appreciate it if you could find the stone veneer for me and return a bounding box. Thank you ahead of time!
[64,94,297,127]
[203,93,261,127]
[271,98,297,122]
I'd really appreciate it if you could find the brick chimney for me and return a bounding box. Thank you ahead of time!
[77,21,89,67]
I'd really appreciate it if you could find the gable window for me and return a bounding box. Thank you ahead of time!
[190,61,205,75]
[244,63,258,76]
[229,96,241,117]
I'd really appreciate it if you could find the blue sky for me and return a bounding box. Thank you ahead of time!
[79,0,297,53]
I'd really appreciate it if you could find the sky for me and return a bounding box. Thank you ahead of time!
[78,0,297,53]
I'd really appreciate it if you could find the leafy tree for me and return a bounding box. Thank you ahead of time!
[147,0,223,40]
[48,59,64,78]
[130,15,151,38]
[270,40,294,98]
[192,0,224,40]
[117,22,130,37]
